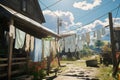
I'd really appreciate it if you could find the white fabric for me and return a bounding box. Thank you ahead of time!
[102,28,106,35]
[86,32,90,44]
[9,19,15,39]
[44,40,50,58]
[25,34,30,52]
[97,29,102,40]
[58,39,64,52]
[15,28,25,49]
[32,38,42,62]
[50,40,57,56]
[30,36,34,52]
[76,36,83,51]
[64,35,76,52]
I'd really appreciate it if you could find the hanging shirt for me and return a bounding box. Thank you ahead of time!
[15,28,25,49]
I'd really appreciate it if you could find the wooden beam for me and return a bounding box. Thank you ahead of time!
[12,58,26,60]
[0,58,8,61]
[109,12,117,76]
[0,73,7,77]
[0,64,8,67]
[8,19,14,80]
[12,62,26,65]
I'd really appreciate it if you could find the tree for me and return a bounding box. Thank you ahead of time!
[95,40,104,48]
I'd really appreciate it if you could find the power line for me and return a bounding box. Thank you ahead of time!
[63,4,120,33]
[39,0,120,34]
[39,0,63,33]
[42,0,62,10]
[39,0,59,17]
[78,0,114,22]
[115,4,120,18]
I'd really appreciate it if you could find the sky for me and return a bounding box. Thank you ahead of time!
[38,0,120,35]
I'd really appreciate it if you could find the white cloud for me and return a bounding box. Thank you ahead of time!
[73,0,102,10]
[43,10,82,33]
[77,17,120,35]
[43,10,120,35]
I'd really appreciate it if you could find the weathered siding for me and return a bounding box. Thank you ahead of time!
[0,0,45,23]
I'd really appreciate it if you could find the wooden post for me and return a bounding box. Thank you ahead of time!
[109,12,117,76]
[8,36,13,80]
[57,17,61,67]
[8,19,14,80]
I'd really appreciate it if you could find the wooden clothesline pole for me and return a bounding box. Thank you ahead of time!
[108,12,117,76]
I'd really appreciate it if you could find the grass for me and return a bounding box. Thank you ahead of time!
[97,65,114,80]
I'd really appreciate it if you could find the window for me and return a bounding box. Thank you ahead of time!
[22,0,27,12]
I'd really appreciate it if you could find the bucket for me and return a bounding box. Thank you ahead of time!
[86,59,98,67]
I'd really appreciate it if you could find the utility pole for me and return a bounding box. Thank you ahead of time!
[57,17,62,34]
[57,17,62,66]
[109,12,117,76]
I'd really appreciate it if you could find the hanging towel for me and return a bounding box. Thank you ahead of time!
[15,28,25,49]
[32,38,42,62]
[58,39,64,53]
[44,40,50,58]
[70,35,76,52]
[50,40,57,58]
[102,28,106,35]
[97,29,101,40]
[94,31,96,37]
[25,34,30,52]
[65,36,71,52]
[30,36,34,52]
[86,32,90,44]
[9,20,15,39]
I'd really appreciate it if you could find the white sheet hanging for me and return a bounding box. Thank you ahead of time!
[15,28,25,49]
[97,29,102,40]
[44,40,50,58]
[64,35,76,52]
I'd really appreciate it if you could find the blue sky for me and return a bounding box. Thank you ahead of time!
[39,0,120,34]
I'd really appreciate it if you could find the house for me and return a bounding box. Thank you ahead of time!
[0,0,59,80]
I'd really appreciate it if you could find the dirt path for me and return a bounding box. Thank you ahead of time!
[54,60,99,80]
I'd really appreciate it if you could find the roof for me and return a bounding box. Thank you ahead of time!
[0,4,59,38]
[0,0,45,23]
[114,27,120,31]
[59,33,76,38]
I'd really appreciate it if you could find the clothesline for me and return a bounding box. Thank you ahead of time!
[77,25,109,37]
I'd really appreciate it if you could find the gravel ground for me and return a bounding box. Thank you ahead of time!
[54,60,99,80]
